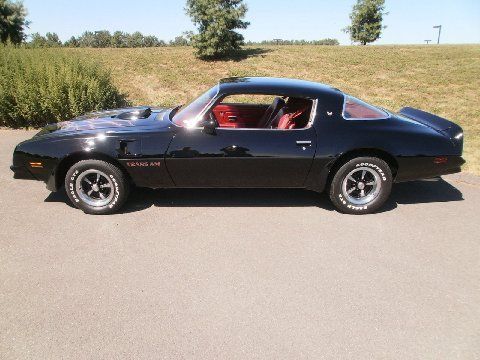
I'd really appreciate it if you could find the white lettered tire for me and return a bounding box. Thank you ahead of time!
[329,156,392,214]
[65,160,130,215]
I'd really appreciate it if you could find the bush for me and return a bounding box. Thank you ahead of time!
[0,46,129,128]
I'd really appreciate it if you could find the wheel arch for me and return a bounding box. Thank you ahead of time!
[52,152,133,191]
[326,148,398,188]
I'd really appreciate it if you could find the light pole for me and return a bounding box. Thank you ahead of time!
[433,25,442,44]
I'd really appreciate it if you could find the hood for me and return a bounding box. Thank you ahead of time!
[35,107,170,137]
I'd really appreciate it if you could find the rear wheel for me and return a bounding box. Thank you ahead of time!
[65,160,129,215]
[329,157,392,214]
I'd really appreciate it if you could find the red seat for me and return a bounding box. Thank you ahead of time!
[276,98,310,129]
[277,115,296,129]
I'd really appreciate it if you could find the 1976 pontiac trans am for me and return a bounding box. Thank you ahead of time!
[11,77,464,215]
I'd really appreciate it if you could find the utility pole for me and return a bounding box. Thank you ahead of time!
[424,40,431,44]
[433,25,442,44]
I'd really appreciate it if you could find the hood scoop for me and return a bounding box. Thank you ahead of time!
[116,107,152,120]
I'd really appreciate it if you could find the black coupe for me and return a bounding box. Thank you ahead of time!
[11,77,465,214]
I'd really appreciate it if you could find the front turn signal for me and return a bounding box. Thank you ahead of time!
[29,162,43,168]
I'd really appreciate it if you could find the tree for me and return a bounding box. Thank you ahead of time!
[170,34,189,46]
[0,0,29,44]
[64,36,79,47]
[92,30,111,47]
[144,35,163,47]
[45,32,61,47]
[344,0,386,45]
[185,0,249,59]
[111,31,127,47]
[126,31,145,47]
[29,32,47,47]
[78,31,95,47]
[28,32,61,47]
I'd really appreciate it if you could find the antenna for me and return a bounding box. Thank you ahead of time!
[433,25,442,44]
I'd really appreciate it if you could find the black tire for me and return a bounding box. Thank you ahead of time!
[329,157,392,214]
[64,159,130,215]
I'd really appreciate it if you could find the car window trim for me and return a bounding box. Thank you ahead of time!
[341,94,390,121]
[191,96,318,131]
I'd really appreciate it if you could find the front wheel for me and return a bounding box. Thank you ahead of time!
[65,160,130,215]
[329,157,392,214]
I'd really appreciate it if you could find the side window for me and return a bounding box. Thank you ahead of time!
[211,94,278,129]
[210,94,313,130]
[343,96,388,120]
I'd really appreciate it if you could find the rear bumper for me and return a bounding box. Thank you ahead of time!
[395,156,465,182]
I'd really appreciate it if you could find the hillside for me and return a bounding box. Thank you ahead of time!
[66,45,480,174]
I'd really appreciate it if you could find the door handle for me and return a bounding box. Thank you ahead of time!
[228,116,237,122]
[296,140,312,146]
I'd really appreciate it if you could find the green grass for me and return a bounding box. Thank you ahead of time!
[4,45,480,174]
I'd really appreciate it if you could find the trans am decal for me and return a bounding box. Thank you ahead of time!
[126,161,161,167]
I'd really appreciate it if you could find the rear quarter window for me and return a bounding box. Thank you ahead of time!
[343,96,389,120]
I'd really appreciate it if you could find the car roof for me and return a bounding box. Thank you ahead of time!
[218,77,343,98]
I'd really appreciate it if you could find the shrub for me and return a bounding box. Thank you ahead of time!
[0,45,129,128]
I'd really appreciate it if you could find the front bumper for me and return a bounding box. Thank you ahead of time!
[10,165,37,180]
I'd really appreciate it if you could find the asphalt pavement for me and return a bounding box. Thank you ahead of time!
[1,130,479,359]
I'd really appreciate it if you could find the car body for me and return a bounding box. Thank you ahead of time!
[11,77,465,214]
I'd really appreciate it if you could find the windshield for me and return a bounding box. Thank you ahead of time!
[172,86,218,127]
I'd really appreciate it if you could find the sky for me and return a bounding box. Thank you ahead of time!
[23,0,480,45]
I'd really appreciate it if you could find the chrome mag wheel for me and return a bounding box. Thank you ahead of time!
[75,169,114,207]
[341,167,382,205]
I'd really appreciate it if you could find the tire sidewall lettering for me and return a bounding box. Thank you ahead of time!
[355,162,387,181]
[108,174,120,208]
[68,169,80,203]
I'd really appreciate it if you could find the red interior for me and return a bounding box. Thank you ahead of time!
[213,103,268,128]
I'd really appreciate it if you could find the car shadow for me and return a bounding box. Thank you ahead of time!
[120,188,335,213]
[381,177,464,212]
[44,177,463,214]
[204,47,272,62]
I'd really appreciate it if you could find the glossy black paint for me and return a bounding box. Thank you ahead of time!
[166,126,317,187]
[11,77,465,194]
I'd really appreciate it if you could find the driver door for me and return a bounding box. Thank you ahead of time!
[165,124,317,188]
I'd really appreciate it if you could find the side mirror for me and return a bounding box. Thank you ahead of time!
[202,120,216,135]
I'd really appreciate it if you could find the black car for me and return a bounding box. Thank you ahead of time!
[11,77,465,214]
